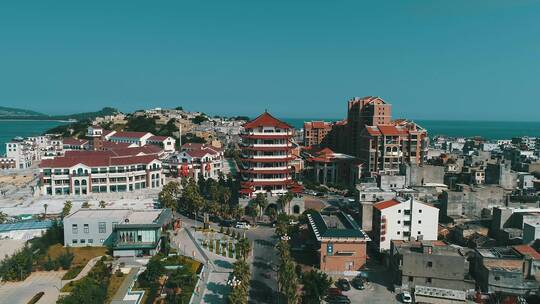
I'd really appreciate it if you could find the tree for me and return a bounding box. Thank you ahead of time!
[301,270,332,304]
[277,192,294,214]
[236,238,251,261]
[245,205,257,223]
[98,200,106,208]
[0,211,7,224]
[139,256,165,287]
[43,203,48,218]
[182,179,204,217]
[191,114,208,125]
[62,201,73,217]
[252,193,268,219]
[159,181,181,211]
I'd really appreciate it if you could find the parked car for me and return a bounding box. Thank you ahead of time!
[336,278,351,291]
[289,219,299,225]
[350,277,365,290]
[221,219,236,227]
[235,221,251,229]
[325,295,351,304]
[400,291,412,303]
[327,288,343,296]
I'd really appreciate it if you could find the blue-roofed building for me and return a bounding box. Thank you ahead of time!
[307,210,370,276]
[0,220,54,240]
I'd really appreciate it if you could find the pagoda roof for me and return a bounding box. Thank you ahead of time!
[243,111,293,130]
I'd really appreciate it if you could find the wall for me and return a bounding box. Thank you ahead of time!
[401,164,444,187]
[320,240,367,274]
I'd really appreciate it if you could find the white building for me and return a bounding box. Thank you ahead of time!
[105,131,176,152]
[163,143,224,181]
[372,197,439,252]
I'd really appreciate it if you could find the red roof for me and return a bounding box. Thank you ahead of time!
[102,141,132,150]
[243,112,292,130]
[373,199,401,210]
[108,131,151,139]
[41,147,161,168]
[148,135,170,142]
[63,138,88,146]
[513,245,540,260]
[304,121,331,130]
[377,125,408,136]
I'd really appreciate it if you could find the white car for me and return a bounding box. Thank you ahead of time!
[400,291,412,303]
[235,222,251,229]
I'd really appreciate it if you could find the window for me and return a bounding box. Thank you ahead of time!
[426,278,432,283]
[88,239,93,244]
[494,276,500,281]
[84,224,89,234]
[408,276,413,282]
[98,222,106,233]
[80,239,86,244]
[418,220,422,224]
[404,209,411,215]
[72,224,78,234]
[418,231,422,235]
[398,210,402,213]
[100,239,104,243]
[72,239,78,244]
[397,231,401,235]
[419,209,423,213]
[427,261,433,267]
[397,220,401,224]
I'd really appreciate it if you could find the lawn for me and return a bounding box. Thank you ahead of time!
[47,243,108,266]
[105,272,129,303]
[162,255,202,273]
[62,265,84,280]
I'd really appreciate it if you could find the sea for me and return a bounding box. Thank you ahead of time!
[0,120,68,155]
[1,119,540,156]
[283,118,540,140]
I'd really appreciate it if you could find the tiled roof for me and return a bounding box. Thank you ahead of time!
[108,131,151,139]
[63,138,88,146]
[41,149,160,168]
[243,112,292,129]
[148,135,170,142]
[513,244,540,260]
[304,121,331,129]
[373,199,401,210]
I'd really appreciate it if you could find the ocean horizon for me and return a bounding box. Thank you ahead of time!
[1,118,540,155]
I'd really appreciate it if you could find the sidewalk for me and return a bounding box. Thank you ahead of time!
[171,228,235,304]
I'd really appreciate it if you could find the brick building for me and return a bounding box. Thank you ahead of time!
[303,121,332,147]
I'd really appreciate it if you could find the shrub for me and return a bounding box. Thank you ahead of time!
[58,251,74,270]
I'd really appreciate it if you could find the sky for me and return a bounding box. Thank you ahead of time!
[0,1,539,120]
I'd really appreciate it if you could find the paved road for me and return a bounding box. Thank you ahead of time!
[0,271,65,304]
[246,225,279,304]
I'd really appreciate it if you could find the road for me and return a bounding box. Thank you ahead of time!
[245,225,279,304]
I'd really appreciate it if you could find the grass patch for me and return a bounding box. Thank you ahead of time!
[47,244,108,266]
[62,265,84,280]
[105,272,128,303]
[162,255,201,273]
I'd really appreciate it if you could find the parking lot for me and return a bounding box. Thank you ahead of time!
[326,261,402,304]
[0,271,65,303]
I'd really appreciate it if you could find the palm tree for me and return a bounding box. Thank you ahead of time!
[43,203,48,218]
[99,200,106,208]
[236,238,251,261]
[253,193,268,219]
[62,201,73,217]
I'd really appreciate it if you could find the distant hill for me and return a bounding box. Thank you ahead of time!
[0,106,47,118]
[0,106,119,121]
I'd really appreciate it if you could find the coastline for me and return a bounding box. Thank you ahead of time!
[0,119,74,122]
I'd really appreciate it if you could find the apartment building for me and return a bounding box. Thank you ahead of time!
[39,147,163,196]
[163,143,224,181]
[303,121,332,147]
[372,197,439,252]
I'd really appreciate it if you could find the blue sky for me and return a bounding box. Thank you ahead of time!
[1,1,539,120]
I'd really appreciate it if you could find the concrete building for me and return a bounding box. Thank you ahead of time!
[440,184,507,220]
[400,164,445,187]
[473,246,540,296]
[0,220,54,241]
[303,121,332,147]
[307,211,370,275]
[105,131,176,152]
[372,197,439,252]
[389,240,474,291]
[63,208,172,257]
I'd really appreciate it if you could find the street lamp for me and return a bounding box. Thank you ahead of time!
[227,275,241,288]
